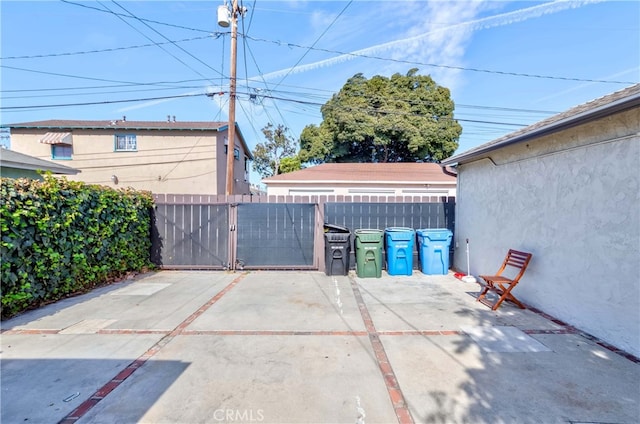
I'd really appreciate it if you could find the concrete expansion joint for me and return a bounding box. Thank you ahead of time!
[55,271,248,424]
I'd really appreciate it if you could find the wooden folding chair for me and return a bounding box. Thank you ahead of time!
[477,249,532,311]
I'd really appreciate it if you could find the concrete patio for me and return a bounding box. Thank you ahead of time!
[1,270,638,423]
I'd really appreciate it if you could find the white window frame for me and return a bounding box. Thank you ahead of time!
[114,134,137,152]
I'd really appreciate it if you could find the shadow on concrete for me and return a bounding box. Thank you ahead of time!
[357,281,640,423]
[1,358,189,424]
[0,273,156,329]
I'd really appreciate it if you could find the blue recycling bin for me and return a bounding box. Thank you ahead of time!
[417,229,453,275]
[385,227,416,276]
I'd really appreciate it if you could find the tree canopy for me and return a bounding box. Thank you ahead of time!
[299,69,462,163]
[252,123,300,178]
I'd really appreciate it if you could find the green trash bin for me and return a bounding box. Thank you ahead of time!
[355,229,384,278]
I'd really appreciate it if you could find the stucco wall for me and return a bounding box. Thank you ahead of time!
[453,107,640,357]
[10,129,252,195]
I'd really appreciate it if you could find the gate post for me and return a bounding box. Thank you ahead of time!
[228,202,238,270]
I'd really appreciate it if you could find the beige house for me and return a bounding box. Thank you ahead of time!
[262,162,456,198]
[5,119,253,195]
[441,83,640,357]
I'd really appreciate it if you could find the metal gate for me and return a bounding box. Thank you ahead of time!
[154,203,229,269]
[234,203,316,269]
[152,194,454,271]
[154,202,317,270]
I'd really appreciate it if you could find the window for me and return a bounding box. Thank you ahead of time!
[51,144,72,159]
[115,134,137,151]
[224,145,240,160]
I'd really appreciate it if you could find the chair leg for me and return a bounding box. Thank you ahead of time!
[477,283,491,303]
[491,293,508,311]
[493,284,525,310]
[477,279,498,310]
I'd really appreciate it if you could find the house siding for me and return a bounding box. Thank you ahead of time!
[263,163,457,197]
[453,107,640,357]
[266,182,456,197]
[9,127,252,195]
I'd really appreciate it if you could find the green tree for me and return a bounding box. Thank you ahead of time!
[299,69,462,163]
[278,156,302,174]
[252,123,299,177]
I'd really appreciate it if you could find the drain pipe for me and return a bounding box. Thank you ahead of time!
[441,164,457,177]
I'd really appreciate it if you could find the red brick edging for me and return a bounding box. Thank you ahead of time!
[57,272,247,424]
[349,277,414,424]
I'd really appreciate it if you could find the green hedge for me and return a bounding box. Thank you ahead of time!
[1,175,155,319]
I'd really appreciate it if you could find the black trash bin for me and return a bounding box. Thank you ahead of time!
[324,224,351,276]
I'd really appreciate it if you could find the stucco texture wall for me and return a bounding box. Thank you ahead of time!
[453,108,640,357]
[9,129,252,195]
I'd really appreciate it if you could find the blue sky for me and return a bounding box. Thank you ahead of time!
[1,1,638,170]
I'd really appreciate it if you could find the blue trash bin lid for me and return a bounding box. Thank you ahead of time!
[417,228,452,241]
[385,227,416,241]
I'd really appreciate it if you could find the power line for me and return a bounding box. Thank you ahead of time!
[105,1,224,82]
[1,65,163,86]
[0,69,560,117]
[0,92,210,110]
[1,88,531,128]
[2,85,206,100]
[0,76,217,93]
[161,135,208,181]
[239,92,529,127]
[1,63,557,122]
[60,0,211,33]
[0,35,215,60]
[33,1,633,87]
[244,35,636,86]
[6,26,630,86]
[241,32,293,141]
[273,1,353,89]
[77,155,216,170]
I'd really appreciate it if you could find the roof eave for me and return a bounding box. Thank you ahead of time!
[8,124,222,131]
[262,180,454,185]
[4,120,255,160]
[441,91,640,166]
[1,161,80,175]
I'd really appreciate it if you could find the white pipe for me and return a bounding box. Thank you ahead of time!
[462,238,477,283]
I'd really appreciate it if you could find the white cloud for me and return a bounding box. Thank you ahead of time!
[257,0,604,86]
[124,1,605,113]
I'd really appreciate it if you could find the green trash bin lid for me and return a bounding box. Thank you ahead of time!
[354,229,384,243]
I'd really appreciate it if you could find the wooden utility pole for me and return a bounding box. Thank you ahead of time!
[225,0,239,195]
